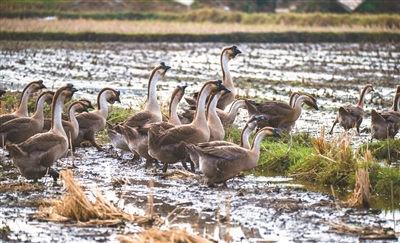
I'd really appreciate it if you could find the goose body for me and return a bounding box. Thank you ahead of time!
[6,84,78,181]
[148,80,229,172]
[107,63,170,156]
[73,88,121,151]
[62,101,90,147]
[189,115,262,168]
[186,126,281,186]
[0,80,46,125]
[0,90,54,146]
[246,93,318,132]
[329,84,373,134]
[371,87,400,140]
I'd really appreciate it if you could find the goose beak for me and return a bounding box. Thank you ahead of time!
[83,104,89,113]
[178,84,188,92]
[273,128,282,138]
[314,103,319,110]
[39,80,47,89]
[217,80,229,92]
[234,47,242,55]
[116,91,121,103]
[254,115,263,121]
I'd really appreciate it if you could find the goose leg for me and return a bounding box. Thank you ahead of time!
[90,140,103,151]
[49,168,60,181]
[162,162,168,173]
[329,121,338,135]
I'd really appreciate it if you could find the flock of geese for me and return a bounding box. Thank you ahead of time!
[0,45,399,187]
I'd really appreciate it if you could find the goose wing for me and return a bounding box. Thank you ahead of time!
[76,112,102,129]
[256,102,292,116]
[156,125,197,145]
[124,111,154,128]
[0,118,30,132]
[199,145,247,161]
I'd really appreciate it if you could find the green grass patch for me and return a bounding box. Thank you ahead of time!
[359,139,400,163]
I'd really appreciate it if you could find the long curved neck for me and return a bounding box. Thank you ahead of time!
[97,91,110,118]
[357,87,370,107]
[248,131,267,167]
[68,105,79,128]
[221,53,233,91]
[51,95,66,136]
[31,96,47,120]
[227,100,246,120]
[239,123,254,149]
[192,85,212,127]
[145,71,161,113]
[291,95,310,121]
[15,85,35,117]
[168,93,181,125]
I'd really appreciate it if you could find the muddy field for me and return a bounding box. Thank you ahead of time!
[0,42,399,242]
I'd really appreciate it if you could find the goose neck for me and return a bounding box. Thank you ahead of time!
[221,54,233,89]
[192,85,212,126]
[51,96,67,136]
[146,71,161,112]
[16,85,35,117]
[97,91,110,118]
[31,95,48,120]
[168,94,181,125]
[357,86,371,107]
[392,94,400,112]
[239,123,252,149]
[228,100,246,119]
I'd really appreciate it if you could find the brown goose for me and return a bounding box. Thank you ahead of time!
[148,80,229,172]
[120,84,185,168]
[0,90,5,96]
[0,90,54,146]
[6,83,78,181]
[188,115,262,168]
[329,84,374,134]
[207,90,229,141]
[186,126,281,187]
[73,87,121,151]
[370,87,400,140]
[180,45,242,120]
[107,63,170,156]
[62,100,90,148]
[245,93,319,132]
[0,80,46,125]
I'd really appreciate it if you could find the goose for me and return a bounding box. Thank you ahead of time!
[207,90,230,141]
[148,80,229,172]
[370,87,400,140]
[106,63,170,157]
[0,80,46,125]
[188,115,262,168]
[73,87,121,151]
[245,93,319,132]
[120,84,186,168]
[0,90,54,146]
[0,90,5,96]
[185,46,241,110]
[62,100,90,149]
[329,84,374,134]
[186,126,281,187]
[6,83,78,182]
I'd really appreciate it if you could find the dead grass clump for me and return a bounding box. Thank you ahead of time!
[290,127,357,186]
[33,170,160,226]
[344,149,372,208]
[119,227,213,243]
[0,181,40,192]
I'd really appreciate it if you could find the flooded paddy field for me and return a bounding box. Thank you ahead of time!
[0,42,399,242]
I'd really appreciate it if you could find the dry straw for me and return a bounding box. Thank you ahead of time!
[34,170,158,225]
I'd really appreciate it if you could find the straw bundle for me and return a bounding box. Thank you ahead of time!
[119,227,213,243]
[34,170,158,225]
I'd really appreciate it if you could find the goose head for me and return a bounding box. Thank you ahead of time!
[157,62,171,78]
[106,90,121,104]
[303,94,319,110]
[79,98,95,110]
[175,84,188,100]
[247,115,263,130]
[62,83,78,103]
[29,80,47,92]
[0,90,6,97]
[223,45,242,60]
